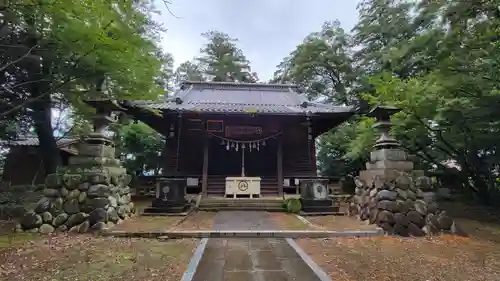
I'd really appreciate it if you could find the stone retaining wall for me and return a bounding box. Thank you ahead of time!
[17,170,135,233]
[351,172,465,236]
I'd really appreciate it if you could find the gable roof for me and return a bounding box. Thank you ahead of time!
[126,81,354,115]
[0,137,80,155]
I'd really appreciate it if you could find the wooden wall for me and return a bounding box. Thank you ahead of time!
[162,113,317,177]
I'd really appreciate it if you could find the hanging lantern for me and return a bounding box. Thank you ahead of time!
[226,142,230,150]
[235,143,239,151]
[242,143,246,149]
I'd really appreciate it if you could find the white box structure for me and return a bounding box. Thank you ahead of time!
[225,177,261,198]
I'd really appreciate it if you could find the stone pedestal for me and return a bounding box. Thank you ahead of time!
[143,178,189,215]
[17,134,135,233]
[351,106,465,236]
[299,178,339,214]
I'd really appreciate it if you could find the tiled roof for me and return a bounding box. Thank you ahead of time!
[0,137,78,147]
[126,81,354,115]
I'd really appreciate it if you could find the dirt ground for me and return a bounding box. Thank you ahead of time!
[268,213,311,230]
[0,233,198,281]
[269,212,379,231]
[297,202,500,281]
[111,211,215,232]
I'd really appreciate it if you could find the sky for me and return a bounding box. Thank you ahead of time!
[154,0,361,81]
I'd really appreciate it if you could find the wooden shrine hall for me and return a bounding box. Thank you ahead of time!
[101,81,355,198]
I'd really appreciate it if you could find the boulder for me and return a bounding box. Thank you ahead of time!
[378,200,399,212]
[43,188,60,198]
[66,212,88,228]
[117,206,128,219]
[369,208,378,224]
[45,173,62,188]
[437,211,453,230]
[88,184,111,198]
[377,210,395,224]
[34,197,51,214]
[21,212,42,229]
[451,221,468,236]
[406,190,416,200]
[394,212,409,227]
[63,199,80,214]
[376,190,397,201]
[78,221,90,233]
[118,194,131,205]
[39,224,55,234]
[108,196,118,208]
[395,188,408,200]
[107,207,120,223]
[408,222,425,237]
[78,191,87,203]
[414,200,427,216]
[67,189,81,200]
[59,187,69,198]
[41,212,53,223]
[407,210,424,227]
[52,213,69,227]
[91,222,107,231]
[78,182,90,191]
[56,225,68,232]
[81,198,109,213]
[88,208,108,225]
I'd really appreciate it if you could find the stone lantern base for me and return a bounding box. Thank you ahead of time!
[142,177,189,215]
[352,148,466,236]
[16,135,135,233]
[299,178,339,214]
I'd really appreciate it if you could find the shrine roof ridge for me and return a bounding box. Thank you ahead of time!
[121,81,355,115]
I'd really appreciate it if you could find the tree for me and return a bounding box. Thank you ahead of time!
[1,0,168,173]
[347,0,500,204]
[174,60,205,86]
[197,31,258,83]
[271,21,356,104]
[115,122,165,176]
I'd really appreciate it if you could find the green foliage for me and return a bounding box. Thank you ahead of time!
[115,122,165,176]
[174,60,206,86]
[272,21,355,104]
[196,31,258,83]
[285,198,302,213]
[274,0,500,204]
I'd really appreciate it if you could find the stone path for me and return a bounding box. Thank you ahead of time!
[191,211,322,281]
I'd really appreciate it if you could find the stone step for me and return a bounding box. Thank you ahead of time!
[199,206,285,212]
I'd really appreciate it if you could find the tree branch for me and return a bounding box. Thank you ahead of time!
[0,44,39,72]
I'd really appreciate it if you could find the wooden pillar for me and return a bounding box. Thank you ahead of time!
[201,136,209,196]
[277,137,284,196]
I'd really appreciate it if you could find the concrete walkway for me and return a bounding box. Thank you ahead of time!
[190,211,323,281]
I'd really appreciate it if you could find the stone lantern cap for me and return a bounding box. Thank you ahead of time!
[367,105,402,150]
[366,105,401,121]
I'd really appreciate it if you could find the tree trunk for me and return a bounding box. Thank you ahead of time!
[30,64,61,175]
[31,94,61,174]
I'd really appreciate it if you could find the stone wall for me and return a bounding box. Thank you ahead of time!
[16,138,135,233]
[352,171,465,236]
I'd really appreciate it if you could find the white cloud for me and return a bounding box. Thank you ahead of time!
[154,0,361,80]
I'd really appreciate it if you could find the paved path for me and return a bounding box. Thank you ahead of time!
[191,211,322,281]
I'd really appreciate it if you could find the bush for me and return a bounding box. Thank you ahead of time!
[0,184,44,219]
[285,198,302,213]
